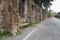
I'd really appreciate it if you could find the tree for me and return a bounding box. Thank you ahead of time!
[33,0,54,9]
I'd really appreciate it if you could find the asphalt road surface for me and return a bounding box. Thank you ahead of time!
[23,17,60,40]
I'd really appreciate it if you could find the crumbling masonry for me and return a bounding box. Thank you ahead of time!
[0,0,47,35]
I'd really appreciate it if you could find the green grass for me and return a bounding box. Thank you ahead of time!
[26,20,41,27]
[0,30,12,39]
[16,30,22,35]
[0,29,22,39]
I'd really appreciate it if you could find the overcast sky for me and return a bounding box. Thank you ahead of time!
[50,0,60,13]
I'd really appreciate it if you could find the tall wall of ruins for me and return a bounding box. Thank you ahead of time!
[0,0,47,35]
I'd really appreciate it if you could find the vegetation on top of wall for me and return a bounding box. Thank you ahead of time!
[33,0,54,8]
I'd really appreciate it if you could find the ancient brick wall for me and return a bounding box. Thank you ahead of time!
[0,0,47,35]
[27,0,36,22]
[0,0,4,29]
[0,0,19,35]
[26,0,43,22]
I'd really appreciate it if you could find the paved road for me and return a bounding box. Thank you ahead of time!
[25,17,60,40]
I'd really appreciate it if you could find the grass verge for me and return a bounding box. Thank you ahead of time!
[0,30,22,39]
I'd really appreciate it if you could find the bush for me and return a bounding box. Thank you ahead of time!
[0,30,12,39]
[16,30,22,35]
[0,29,22,39]
[55,14,60,19]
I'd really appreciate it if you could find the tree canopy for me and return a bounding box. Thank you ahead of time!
[33,0,54,9]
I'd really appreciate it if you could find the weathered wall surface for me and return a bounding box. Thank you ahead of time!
[0,0,47,35]
[26,0,45,22]
[0,0,19,35]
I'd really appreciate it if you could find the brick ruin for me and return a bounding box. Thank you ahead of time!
[0,0,47,35]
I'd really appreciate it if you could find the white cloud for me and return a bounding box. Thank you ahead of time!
[50,0,60,12]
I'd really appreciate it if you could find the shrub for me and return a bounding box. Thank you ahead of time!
[0,30,12,39]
